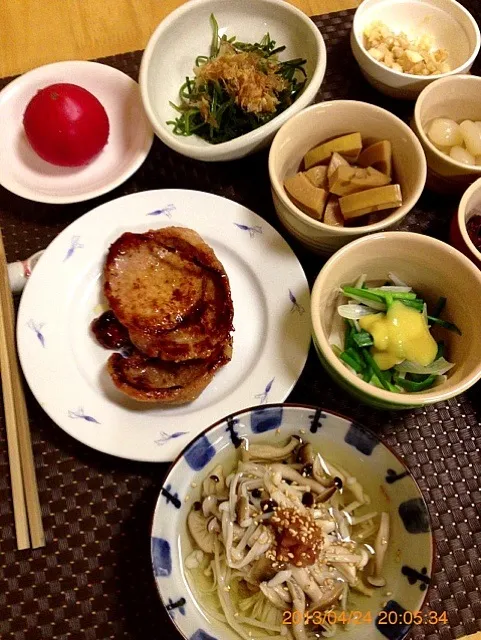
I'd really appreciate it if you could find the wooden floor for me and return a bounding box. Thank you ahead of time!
[0,0,360,79]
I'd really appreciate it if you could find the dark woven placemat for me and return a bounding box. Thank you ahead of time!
[1,7,481,640]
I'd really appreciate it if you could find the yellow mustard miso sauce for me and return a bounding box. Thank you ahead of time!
[359,300,438,370]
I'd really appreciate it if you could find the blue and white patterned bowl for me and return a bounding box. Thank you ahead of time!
[151,404,433,640]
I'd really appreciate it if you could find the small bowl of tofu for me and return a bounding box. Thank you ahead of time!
[268,100,427,256]
[350,0,480,100]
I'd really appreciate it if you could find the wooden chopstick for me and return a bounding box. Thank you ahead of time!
[0,229,45,549]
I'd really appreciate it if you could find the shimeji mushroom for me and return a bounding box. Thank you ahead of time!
[202,495,219,518]
[312,454,341,487]
[309,564,345,608]
[287,580,309,640]
[202,465,227,499]
[260,582,291,609]
[246,556,277,584]
[245,437,300,462]
[297,443,315,465]
[269,464,332,494]
[367,512,389,587]
[235,496,252,527]
[187,509,216,554]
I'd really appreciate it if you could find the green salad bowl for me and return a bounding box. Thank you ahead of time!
[311,231,481,410]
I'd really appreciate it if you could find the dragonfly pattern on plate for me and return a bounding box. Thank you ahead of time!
[155,431,188,446]
[27,319,46,347]
[233,223,262,238]
[147,204,176,217]
[63,236,84,262]
[255,377,274,404]
[68,408,100,424]
[289,289,305,315]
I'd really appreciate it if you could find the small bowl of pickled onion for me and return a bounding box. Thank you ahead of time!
[311,231,481,410]
[412,74,481,193]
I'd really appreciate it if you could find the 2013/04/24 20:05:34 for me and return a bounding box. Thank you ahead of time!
[282,610,449,625]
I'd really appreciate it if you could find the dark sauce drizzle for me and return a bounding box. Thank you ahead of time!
[91,311,131,350]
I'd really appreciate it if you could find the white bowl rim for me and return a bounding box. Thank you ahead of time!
[311,230,481,405]
[139,0,327,160]
[268,99,427,236]
[351,0,481,82]
[414,74,481,172]
[458,177,481,261]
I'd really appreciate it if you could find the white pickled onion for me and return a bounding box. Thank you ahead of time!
[394,357,454,375]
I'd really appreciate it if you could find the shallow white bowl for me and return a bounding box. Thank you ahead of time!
[351,0,480,100]
[0,61,153,204]
[412,75,481,193]
[151,404,433,640]
[139,0,326,162]
[268,100,426,256]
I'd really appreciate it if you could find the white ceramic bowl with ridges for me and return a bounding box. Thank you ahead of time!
[350,0,480,100]
[268,100,426,256]
[139,0,326,162]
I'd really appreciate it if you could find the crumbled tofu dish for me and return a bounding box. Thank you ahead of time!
[363,21,450,76]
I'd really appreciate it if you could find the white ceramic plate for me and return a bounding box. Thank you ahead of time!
[17,189,311,462]
[0,61,153,204]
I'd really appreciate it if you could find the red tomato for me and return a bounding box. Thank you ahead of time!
[23,83,110,167]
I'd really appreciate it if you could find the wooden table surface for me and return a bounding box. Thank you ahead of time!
[0,0,360,79]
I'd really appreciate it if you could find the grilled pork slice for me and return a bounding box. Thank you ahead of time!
[107,340,232,404]
[128,269,233,361]
[104,228,217,333]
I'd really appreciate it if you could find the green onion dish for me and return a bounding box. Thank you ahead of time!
[332,273,461,394]
[167,14,307,144]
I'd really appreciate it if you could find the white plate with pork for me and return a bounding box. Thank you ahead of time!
[17,189,311,461]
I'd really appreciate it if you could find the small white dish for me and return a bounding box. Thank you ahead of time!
[0,61,154,204]
[351,0,480,99]
[17,189,311,462]
[139,0,326,162]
